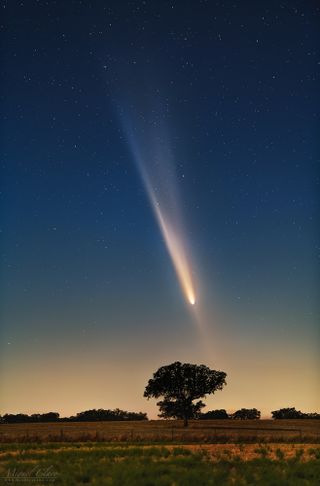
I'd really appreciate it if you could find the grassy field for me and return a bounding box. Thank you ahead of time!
[0,419,319,443]
[0,442,319,485]
[1,421,320,484]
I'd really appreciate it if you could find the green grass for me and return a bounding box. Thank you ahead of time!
[0,443,320,485]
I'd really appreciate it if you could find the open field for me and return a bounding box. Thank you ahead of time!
[1,422,320,484]
[0,442,319,485]
[1,419,320,443]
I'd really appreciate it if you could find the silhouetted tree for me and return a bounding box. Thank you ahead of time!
[74,408,147,422]
[271,407,304,419]
[2,414,31,423]
[199,409,229,420]
[1,410,146,423]
[29,413,60,422]
[41,412,60,422]
[144,361,227,426]
[304,413,320,419]
[232,408,261,420]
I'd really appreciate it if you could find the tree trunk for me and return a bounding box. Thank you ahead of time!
[183,417,188,427]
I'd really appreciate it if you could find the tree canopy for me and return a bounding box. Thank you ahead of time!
[232,408,261,420]
[144,361,227,426]
[0,409,148,424]
[199,409,229,420]
[271,407,320,420]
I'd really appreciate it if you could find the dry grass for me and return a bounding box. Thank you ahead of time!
[0,443,319,462]
[179,443,320,461]
[0,419,319,444]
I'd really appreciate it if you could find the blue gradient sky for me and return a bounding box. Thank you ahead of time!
[0,0,319,418]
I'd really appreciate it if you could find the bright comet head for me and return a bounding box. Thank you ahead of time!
[152,200,196,307]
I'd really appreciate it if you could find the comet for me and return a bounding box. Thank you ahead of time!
[121,113,196,307]
[150,192,196,307]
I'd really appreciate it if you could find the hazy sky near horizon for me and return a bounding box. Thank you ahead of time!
[0,0,319,419]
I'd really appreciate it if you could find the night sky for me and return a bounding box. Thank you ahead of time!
[1,1,319,418]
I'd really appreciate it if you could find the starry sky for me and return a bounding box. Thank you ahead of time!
[0,1,319,419]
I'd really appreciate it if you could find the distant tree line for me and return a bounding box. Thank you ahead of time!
[1,406,318,424]
[0,409,148,424]
[199,407,320,420]
[0,412,60,424]
[199,408,261,420]
[271,407,320,420]
[67,409,148,422]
